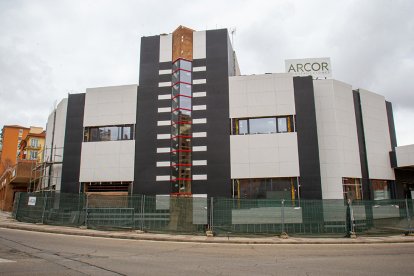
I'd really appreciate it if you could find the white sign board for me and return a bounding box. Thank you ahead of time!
[285,57,332,79]
[28,197,36,206]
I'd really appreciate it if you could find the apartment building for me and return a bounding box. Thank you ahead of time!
[43,26,414,200]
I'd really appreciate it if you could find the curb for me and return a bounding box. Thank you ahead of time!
[2,221,414,245]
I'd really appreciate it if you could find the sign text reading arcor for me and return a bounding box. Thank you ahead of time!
[285,57,332,79]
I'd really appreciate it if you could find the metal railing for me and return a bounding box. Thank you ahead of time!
[12,192,414,237]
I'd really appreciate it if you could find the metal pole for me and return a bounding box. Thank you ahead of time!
[209,197,214,231]
[406,197,412,234]
[41,194,48,224]
[85,194,89,228]
[13,192,21,219]
[281,199,285,234]
[140,195,145,231]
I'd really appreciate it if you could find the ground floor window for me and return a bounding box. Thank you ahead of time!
[342,178,363,200]
[233,177,298,200]
[371,179,390,200]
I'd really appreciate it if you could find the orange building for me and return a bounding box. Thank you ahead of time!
[0,125,30,175]
[0,125,44,211]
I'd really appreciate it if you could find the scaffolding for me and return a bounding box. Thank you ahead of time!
[29,146,64,193]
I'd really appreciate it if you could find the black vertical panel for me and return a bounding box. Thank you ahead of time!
[293,77,322,199]
[61,93,85,193]
[191,29,231,197]
[353,90,371,200]
[134,35,170,195]
[386,101,397,149]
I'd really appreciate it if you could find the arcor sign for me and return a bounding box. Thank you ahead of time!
[285,58,332,78]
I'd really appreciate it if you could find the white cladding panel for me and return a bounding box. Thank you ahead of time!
[44,98,67,191]
[80,140,135,182]
[230,133,300,178]
[83,85,137,127]
[193,31,206,59]
[229,73,296,118]
[159,34,172,62]
[314,79,362,199]
[395,145,414,167]
[359,89,395,180]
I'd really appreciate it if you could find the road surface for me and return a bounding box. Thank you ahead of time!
[0,228,413,275]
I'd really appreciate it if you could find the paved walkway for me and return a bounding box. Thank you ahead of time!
[1,212,413,244]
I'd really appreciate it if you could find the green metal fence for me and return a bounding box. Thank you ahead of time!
[13,192,414,237]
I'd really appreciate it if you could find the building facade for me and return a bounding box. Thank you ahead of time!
[43,26,414,201]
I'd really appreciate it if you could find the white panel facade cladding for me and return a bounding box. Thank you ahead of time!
[230,133,300,179]
[159,34,172,62]
[396,144,414,167]
[313,79,362,199]
[359,89,395,180]
[193,31,206,59]
[83,85,137,127]
[80,140,135,182]
[229,73,296,118]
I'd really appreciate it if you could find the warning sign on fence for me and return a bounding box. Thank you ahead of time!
[28,197,36,206]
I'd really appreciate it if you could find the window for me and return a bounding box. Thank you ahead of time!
[30,139,39,148]
[372,180,390,200]
[232,116,294,135]
[30,151,38,160]
[18,129,23,137]
[234,177,298,200]
[342,178,363,200]
[84,125,134,142]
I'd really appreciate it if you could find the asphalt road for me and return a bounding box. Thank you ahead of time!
[0,228,413,275]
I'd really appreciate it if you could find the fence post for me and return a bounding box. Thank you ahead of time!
[85,194,89,228]
[140,194,145,231]
[280,199,288,238]
[405,197,413,235]
[41,194,48,224]
[13,192,21,219]
[347,199,357,238]
[205,197,214,237]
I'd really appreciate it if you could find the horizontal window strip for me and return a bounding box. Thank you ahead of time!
[156,175,170,181]
[193,132,207,138]
[193,105,207,111]
[158,107,171,113]
[156,147,170,153]
[193,66,206,72]
[193,79,206,84]
[193,146,207,152]
[193,118,207,124]
[158,94,171,100]
[193,174,207,180]
[157,120,171,126]
[192,92,206,98]
[158,82,171,87]
[156,161,171,167]
[193,160,207,166]
[157,134,171,140]
[159,69,172,75]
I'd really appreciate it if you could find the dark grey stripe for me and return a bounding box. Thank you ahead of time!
[386,101,397,148]
[353,90,371,200]
[293,76,322,199]
[134,35,170,195]
[61,93,85,193]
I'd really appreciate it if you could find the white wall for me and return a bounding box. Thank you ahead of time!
[395,144,414,168]
[314,79,362,199]
[43,98,68,191]
[80,140,135,182]
[83,85,137,127]
[159,34,172,62]
[359,89,395,180]
[230,133,299,179]
[229,73,295,118]
[193,31,206,60]
[80,85,137,183]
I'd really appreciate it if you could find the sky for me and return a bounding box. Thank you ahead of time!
[0,0,413,145]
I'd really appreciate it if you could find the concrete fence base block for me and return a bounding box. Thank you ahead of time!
[79,226,87,229]
[135,230,145,234]
[206,230,214,237]
[349,232,357,239]
[280,232,289,239]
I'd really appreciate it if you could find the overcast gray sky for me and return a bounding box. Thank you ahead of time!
[0,0,413,145]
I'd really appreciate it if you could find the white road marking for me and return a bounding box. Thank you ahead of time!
[0,258,16,263]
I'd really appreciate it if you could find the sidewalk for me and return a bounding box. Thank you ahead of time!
[1,212,414,244]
